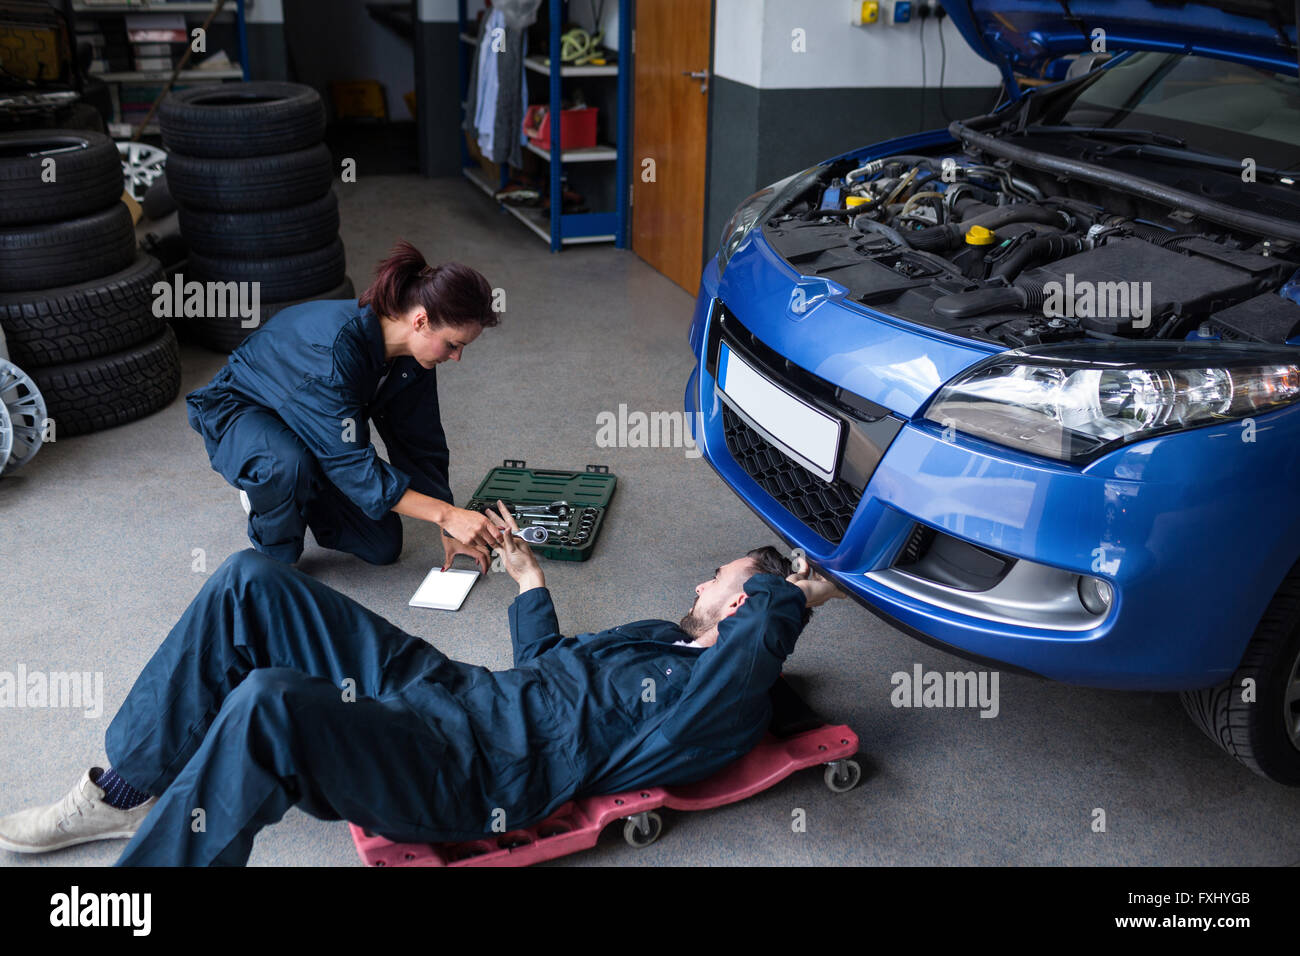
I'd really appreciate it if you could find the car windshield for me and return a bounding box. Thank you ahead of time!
[1041,52,1300,171]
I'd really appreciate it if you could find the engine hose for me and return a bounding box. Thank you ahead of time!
[817,204,876,218]
[945,185,999,218]
[1108,218,1196,248]
[901,191,946,219]
[845,155,940,183]
[988,235,1086,280]
[883,168,918,207]
[932,277,1052,320]
[1013,276,1052,311]
[855,216,914,249]
[909,204,1068,253]
[965,204,1068,231]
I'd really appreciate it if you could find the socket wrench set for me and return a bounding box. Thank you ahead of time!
[465,460,617,562]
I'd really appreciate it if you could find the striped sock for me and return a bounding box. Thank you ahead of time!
[90,767,152,810]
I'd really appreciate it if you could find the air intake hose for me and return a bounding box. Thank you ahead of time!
[932,277,1054,320]
[988,235,1086,280]
[908,204,1068,253]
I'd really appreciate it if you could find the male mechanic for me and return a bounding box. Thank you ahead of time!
[0,504,844,865]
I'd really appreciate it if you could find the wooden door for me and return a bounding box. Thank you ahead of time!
[631,0,712,294]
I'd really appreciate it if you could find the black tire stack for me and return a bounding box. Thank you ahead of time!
[159,82,354,353]
[0,130,180,438]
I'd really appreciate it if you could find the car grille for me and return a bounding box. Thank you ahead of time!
[721,404,863,545]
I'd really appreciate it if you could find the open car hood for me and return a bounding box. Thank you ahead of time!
[940,0,1299,82]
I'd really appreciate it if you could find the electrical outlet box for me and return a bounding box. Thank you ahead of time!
[893,1,913,23]
[855,0,880,24]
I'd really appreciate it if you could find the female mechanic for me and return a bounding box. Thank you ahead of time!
[185,239,502,571]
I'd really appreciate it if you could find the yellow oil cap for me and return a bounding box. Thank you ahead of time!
[965,224,996,245]
[845,195,869,208]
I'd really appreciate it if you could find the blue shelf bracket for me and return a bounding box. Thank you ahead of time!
[235,0,249,81]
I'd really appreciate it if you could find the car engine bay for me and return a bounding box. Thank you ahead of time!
[761,148,1300,349]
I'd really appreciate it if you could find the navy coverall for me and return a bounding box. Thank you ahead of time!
[105,550,808,866]
[186,300,452,565]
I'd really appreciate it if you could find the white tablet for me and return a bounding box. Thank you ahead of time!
[409,567,480,611]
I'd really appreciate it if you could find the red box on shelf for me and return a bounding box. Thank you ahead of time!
[522,105,598,151]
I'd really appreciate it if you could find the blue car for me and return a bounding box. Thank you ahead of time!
[687,0,1300,783]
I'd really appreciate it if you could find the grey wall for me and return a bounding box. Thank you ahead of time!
[283,0,416,121]
[246,23,288,81]
[414,18,462,177]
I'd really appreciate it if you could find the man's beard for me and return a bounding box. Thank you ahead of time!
[678,598,710,639]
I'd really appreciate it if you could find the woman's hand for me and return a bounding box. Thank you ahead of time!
[441,533,490,574]
[486,500,545,593]
[439,505,502,553]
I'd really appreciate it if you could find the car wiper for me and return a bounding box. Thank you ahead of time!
[1012,125,1187,148]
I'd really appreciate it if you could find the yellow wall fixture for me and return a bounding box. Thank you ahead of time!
[855,1,880,25]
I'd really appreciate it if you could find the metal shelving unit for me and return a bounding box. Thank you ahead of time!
[71,0,251,135]
[457,0,630,250]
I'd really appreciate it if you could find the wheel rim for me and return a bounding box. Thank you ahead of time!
[0,359,46,474]
[117,141,168,202]
[1285,646,1300,751]
[0,400,12,471]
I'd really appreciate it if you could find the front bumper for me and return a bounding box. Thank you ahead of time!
[687,248,1300,691]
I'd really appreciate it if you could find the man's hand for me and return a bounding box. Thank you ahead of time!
[486,499,545,594]
[441,533,490,574]
[787,557,847,609]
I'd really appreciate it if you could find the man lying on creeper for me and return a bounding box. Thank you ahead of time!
[0,502,845,865]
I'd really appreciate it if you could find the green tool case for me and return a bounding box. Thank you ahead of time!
[465,460,616,562]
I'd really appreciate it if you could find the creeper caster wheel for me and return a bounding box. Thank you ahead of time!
[622,811,663,848]
[824,759,861,793]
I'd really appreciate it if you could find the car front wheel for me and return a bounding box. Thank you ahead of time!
[1180,562,1300,785]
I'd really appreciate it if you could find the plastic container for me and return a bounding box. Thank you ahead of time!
[465,460,616,562]
[522,104,598,151]
[331,80,387,120]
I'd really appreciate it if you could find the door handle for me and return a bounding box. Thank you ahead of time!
[680,69,708,93]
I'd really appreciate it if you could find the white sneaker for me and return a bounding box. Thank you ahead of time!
[0,768,157,854]
[240,488,251,516]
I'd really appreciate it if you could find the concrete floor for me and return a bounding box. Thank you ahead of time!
[2,172,1299,867]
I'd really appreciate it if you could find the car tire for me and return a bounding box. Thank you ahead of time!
[0,130,124,226]
[30,325,181,437]
[141,173,176,221]
[188,238,346,303]
[1180,560,1300,785]
[0,202,136,292]
[159,82,325,159]
[164,144,333,212]
[178,191,339,258]
[197,274,355,354]
[0,253,166,368]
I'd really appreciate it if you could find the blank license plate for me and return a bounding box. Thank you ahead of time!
[718,342,842,482]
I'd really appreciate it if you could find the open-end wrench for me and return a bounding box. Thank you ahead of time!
[513,500,571,519]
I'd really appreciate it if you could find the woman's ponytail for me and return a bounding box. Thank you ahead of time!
[360,239,497,331]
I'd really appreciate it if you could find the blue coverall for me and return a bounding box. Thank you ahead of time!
[186,300,452,565]
[105,550,808,866]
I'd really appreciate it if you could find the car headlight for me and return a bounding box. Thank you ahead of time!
[923,342,1300,463]
[716,167,820,276]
